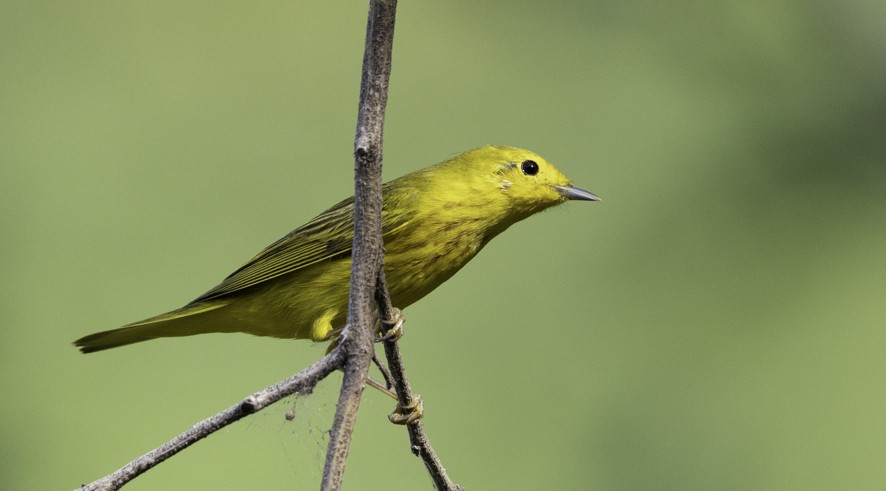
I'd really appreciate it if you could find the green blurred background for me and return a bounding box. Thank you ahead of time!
[3,1,886,489]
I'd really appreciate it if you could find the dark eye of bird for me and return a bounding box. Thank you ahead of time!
[521,160,539,176]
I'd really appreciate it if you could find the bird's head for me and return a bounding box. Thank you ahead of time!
[457,146,599,219]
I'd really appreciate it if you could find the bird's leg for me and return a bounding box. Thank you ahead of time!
[375,308,424,424]
[321,326,344,341]
[359,347,398,402]
[364,376,398,401]
[340,309,422,423]
[326,317,400,402]
[363,349,405,409]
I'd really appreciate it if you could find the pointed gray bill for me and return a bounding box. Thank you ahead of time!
[555,184,601,201]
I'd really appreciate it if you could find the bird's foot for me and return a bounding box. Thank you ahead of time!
[388,394,424,425]
[376,308,405,342]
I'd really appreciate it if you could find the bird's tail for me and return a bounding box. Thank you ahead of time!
[74,302,230,353]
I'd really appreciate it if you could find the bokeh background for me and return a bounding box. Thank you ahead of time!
[3,1,886,489]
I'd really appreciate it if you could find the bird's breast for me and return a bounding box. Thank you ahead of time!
[383,215,489,308]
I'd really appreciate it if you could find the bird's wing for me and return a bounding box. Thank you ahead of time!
[192,189,415,303]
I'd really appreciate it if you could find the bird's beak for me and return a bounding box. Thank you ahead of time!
[555,184,601,201]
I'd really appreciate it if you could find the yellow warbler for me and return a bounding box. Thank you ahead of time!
[75,146,599,353]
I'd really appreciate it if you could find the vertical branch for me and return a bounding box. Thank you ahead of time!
[321,1,397,490]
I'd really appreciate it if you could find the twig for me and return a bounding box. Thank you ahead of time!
[320,1,398,490]
[76,348,346,491]
[375,272,464,491]
[372,352,397,389]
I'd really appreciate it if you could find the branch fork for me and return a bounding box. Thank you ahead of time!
[77,1,462,490]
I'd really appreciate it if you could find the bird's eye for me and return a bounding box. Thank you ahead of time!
[521,160,539,176]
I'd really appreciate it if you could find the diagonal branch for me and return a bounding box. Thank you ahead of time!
[76,348,346,491]
[375,272,464,491]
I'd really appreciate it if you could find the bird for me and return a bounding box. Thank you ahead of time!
[74,145,599,353]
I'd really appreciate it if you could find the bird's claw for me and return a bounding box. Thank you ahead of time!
[388,394,423,425]
[377,308,405,342]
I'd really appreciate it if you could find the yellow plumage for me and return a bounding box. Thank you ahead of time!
[74,146,598,353]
